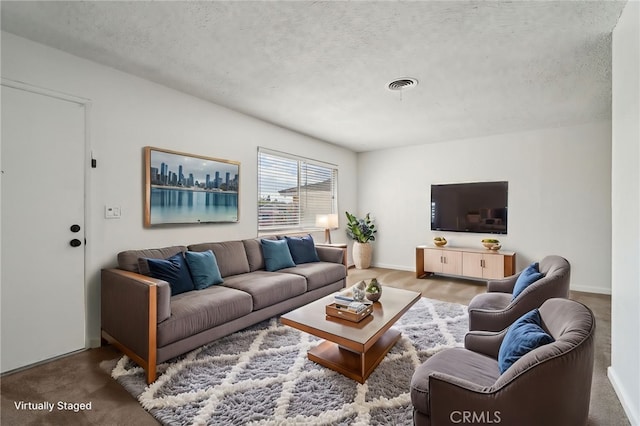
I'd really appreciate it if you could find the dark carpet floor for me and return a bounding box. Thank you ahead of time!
[0,268,629,425]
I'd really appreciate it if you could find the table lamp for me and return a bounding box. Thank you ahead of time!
[315,213,339,244]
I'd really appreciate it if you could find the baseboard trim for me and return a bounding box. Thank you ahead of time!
[369,263,414,272]
[365,265,613,295]
[608,366,639,425]
[571,285,612,295]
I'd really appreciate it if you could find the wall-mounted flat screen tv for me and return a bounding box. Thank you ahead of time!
[431,181,508,234]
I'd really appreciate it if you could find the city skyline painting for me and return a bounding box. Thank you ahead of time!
[144,146,240,226]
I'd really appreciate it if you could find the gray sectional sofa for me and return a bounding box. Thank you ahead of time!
[101,237,346,383]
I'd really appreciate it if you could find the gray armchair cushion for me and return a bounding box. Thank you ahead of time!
[411,348,499,416]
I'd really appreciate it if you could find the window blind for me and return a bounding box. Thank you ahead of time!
[258,148,337,233]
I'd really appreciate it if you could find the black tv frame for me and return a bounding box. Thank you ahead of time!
[430,181,508,234]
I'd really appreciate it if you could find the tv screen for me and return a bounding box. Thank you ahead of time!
[431,181,508,234]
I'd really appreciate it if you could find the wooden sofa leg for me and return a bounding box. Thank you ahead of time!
[146,364,157,384]
[146,286,157,384]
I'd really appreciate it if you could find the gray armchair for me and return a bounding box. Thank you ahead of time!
[410,298,595,426]
[468,255,570,331]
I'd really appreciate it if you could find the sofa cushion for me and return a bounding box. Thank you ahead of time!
[261,239,296,272]
[117,245,187,273]
[185,250,223,290]
[157,285,253,347]
[222,271,306,310]
[279,262,346,291]
[285,234,320,264]
[188,241,250,278]
[512,262,544,299]
[145,253,195,296]
[410,347,500,416]
[243,236,276,272]
[498,309,554,373]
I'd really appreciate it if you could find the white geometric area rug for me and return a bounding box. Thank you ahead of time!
[112,297,468,426]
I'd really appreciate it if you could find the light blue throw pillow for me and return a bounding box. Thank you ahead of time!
[512,262,544,300]
[498,308,554,373]
[261,238,295,271]
[185,250,223,290]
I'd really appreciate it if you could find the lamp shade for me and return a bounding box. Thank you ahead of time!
[315,214,329,228]
[316,214,339,229]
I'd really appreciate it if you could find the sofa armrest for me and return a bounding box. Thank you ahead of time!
[101,268,170,383]
[486,272,520,293]
[464,329,507,359]
[316,245,345,264]
[468,302,524,333]
[102,269,171,324]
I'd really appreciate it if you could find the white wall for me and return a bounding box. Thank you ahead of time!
[357,121,612,294]
[0,32,358,347]
[610,1,640,424]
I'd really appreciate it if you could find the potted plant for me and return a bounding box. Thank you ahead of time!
[365,278,382,302]
[345,212,377,269]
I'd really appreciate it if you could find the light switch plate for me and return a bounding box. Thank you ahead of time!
[105,206,121,219]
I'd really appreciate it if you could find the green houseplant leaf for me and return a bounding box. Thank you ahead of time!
[345,212,377,243]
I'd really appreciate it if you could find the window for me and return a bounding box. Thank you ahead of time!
[258,148,338,233]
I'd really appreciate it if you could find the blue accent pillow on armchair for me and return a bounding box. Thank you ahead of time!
[185,250,224,290]
[512,262,544,300]
[146,252,195,296]
[261,238,296,271]
[498,308,554,373]
[285,234,320,264]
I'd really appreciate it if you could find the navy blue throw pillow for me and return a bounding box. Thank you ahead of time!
[261,238,296,271]
[146,252,195,296]
[498,309,554,373]
[285,234,320,264]
[512,262,544,300]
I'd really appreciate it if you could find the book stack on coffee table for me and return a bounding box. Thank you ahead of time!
[326,289,373,322]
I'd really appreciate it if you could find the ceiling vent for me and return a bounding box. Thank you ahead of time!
[387,78,418,91]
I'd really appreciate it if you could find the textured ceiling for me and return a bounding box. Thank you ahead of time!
[0,1,627,152]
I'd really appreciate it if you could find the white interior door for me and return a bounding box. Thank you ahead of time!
[1,84,86,373]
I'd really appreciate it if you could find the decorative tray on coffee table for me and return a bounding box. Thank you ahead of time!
[326,303,373,323]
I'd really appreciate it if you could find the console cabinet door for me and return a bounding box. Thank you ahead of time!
[463,252,505,279]
[442,250,463,275]
[424,249,443,273]
[462,252,484,278]
[482,254,506,279]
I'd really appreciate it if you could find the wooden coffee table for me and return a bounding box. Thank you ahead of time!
[281,286,421,383]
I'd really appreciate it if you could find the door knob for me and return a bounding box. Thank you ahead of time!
[69,239,82,247]
[70,224,81,233]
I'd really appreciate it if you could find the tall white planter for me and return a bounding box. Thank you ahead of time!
[353,242,372,269]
